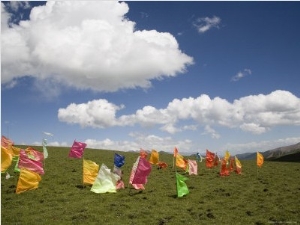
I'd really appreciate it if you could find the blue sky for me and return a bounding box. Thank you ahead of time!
[1,1,300,155]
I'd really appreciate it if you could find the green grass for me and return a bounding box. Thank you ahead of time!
[1,146,300,225]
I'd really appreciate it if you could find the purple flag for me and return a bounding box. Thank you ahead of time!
[69,140,87,158]
[132,157,152,185]
[18,149,44,175]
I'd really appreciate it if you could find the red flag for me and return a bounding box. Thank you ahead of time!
[206,149,215,168]
[220,159,230,176]
[229,157,235,172]
[132,157,152,185]
[69,140,87,158]
[157,161,168,169]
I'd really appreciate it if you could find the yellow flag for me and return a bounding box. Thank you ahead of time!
[1,146,13,172]
[16,169,41,194]
[224,150,230,162]
[83,159,99,185]
[176,153,187,170]
[149,149,159,165]
[257,152,264,168]
[235,156,242,168]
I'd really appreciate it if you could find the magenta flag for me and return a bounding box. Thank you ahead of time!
[188,159,198,175]
[18,150,44,175]
[68,140,87,158]
[132,157,152,185]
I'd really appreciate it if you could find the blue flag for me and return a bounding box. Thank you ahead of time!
[114,153,125,168]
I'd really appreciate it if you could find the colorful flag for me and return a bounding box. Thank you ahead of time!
[196,152,203,162]
[25,147,44,162]
[68,140,87,158]
[149,149,159,165]
[1,135,14,148]
[16,169,41,194]
[1,146,13,172]
[220,159,230,176]
[157,161,168,169]
[224,150,230,163]
[139,148,148,158]
[42,139,48,159]
[206,149,215,168]
[129,157,145,190]
[235,156,242,174]
[83,159,99,185]
[188,160,198,175]
[18,149,44,175]
[176,153,187,170]
[114,153,125,168]
[132,157,152,185]
[91,164,120,194]
[229,157,235,172]
[176,172,189,197]
[257,152,264,168]
[173,147,178,157]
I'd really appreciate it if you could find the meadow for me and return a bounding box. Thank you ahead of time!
[1,146,300,225]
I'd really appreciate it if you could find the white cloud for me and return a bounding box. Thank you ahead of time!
[58,90,300,136]
[194,16,221,33]
[231,68,252,81]
[202,125,221,139]
[1,1,193,93]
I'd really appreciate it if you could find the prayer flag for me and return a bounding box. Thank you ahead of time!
[206,149,215,168]
[69,140,87,158]
[42,139,48,159]
[176,172,189,197]
[132,157,152,185]
[220,159,230,176]
[91,164,120,194]
[174,147,178,157]
[83,159,99,185]
[140,148,148,158]
[18,149,44,175]
[16,169,41,194]
[235,156,242,174]
[1,135,14,148]
[1,147,13,172]
[129,157,145,190]
[188,160,198,175]
[114,153,125,168]
[224,150,230,163]
[257,152,264,168]
[176,153,187,170]
[149,149,159,165]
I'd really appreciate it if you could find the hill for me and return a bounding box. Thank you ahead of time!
[236,142,300,161]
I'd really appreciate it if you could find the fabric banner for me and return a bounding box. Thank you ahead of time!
[176,172,189,197]
[220,159,230,176]
[91,164,120,194]
[235,156,242,174]
[149,149,159,165]
[257,152,264,168]
[129,157,145,190]
[114,153,125,168]
[1,147,13,172]
[188,160,198,175]
[131,157,152,185]
[18,149,44,175]
[206,149,215,168]
[16,169,41,194]
[69,141,87,158]
[83,159,99,185]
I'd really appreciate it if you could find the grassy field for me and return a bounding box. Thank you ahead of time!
[1,146,300,225]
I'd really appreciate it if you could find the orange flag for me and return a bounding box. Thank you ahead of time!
[176,153,187,170]
[257,152,264,168]
[220,159,230,176]
[16,169,41,194]
[149,149,159,165]
[206,149,215,168]
[173,147,178,157]
[83,159,99,185]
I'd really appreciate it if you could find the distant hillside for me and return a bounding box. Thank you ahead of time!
[236,142,300,161]
[272,151,300,162]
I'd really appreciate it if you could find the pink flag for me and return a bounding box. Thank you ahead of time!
[1,135,14,148]
[68,140,87,158]
[18,149,44,175]
[132,157,152,185]
[188,159,198,175]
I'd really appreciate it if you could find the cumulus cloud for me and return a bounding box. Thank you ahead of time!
[202,125,221,139]
[58,90,300,135]
[194,16,221,33]
[231,69,252,81]
[1,1,193,92]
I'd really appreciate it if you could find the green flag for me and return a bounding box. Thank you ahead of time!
[176,172,189,197]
